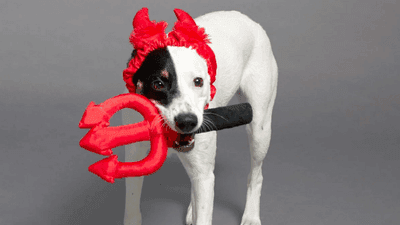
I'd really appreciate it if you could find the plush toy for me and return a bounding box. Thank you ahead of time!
[79,93,252,183]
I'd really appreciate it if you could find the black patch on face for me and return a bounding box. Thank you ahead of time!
[128,48,179,106]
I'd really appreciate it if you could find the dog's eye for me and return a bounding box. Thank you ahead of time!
[193,77,203,87]
[152,80,165,90]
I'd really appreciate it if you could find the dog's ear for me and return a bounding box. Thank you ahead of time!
[131,49,137,58]
[126,49,137,68]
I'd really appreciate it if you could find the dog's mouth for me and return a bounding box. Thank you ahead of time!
[172,133,195,152]
[156,108,199,152]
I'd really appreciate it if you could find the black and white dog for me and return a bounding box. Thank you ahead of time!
[122,10,278,225]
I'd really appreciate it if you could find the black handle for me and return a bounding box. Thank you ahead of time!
[195,103,253,133]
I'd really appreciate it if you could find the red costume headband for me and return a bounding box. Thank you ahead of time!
[123,8,217,104]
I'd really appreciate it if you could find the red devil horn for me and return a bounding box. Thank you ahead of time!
[133,7,152,29]
[173,8,197,26]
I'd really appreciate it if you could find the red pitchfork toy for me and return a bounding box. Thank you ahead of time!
[78,93,253,183]
[79,93,170,183]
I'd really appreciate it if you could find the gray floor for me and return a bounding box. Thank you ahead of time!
[1,0,399,224]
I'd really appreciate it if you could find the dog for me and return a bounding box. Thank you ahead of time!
[122,9,278,225]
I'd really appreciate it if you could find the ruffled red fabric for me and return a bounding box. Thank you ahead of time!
[123,8,217,104]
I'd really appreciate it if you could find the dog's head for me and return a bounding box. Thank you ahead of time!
[123,8,217,149]
[129,46,210,134]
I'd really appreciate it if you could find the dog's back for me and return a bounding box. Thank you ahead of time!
[194,11,277,107]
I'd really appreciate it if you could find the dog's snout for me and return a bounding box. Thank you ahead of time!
[174,113,198,133]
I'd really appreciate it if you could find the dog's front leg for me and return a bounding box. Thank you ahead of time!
[123,142,149,225]
[178,132,217,225]
[122,108,149,225]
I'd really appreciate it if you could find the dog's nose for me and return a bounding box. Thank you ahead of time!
[174,113,198,133]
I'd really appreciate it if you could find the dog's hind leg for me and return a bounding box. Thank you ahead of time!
[122,108,150,225]
[238,33,278,225]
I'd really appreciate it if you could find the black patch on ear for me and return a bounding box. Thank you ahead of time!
[126,49,137,67]
[129,48,179,106]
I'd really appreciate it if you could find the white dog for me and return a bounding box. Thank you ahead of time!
[122,9,278,225]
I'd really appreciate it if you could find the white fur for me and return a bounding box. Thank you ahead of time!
[123,10,278,225]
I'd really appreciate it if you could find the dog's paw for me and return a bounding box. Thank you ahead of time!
[185,202,193,225]
[240,215,261,225]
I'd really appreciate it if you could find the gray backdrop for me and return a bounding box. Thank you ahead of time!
[1,0,399,224]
